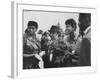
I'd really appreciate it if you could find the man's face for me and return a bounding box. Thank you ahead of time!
[65,24,73,35]
[78,16,88,32]
[28,26,37,35]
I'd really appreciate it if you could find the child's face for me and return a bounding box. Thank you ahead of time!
[28,26,37,35]
[65,24,73,35]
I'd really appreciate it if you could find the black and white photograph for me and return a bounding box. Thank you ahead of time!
[23,10,91,69]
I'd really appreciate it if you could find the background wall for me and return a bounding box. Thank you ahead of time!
[0,0,99,80]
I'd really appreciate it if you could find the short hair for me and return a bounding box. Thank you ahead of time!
[65,19,77,31]
[79,13,91,36]
[79,13,91,30]
[27,21,38,30]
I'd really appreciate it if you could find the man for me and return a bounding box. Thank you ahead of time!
[23,21,43,69]
[78,13,91,66]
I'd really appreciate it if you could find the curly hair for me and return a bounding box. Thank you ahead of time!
[65,19,77,31]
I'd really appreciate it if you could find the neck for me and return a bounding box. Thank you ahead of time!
[68,32,75,42]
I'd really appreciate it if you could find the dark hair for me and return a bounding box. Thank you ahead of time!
[27,21,38,30]
[79,13,91,36]
[65,19,77,31]
[79,13,91,26]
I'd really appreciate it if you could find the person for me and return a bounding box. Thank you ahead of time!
[78,13,91,37]
[41,25,60,68]
[78,13,91,66]
[64,19,80,66]
[65,19,76,42]
[41,31,51,51]
[40,31,52,68]
[47,25,69,67]
[37,29,44,41]
[23,21,43,69]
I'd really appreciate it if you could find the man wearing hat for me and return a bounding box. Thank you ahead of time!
[23,21,43,69]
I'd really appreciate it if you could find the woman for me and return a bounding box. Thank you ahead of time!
[23,21,43,69]
[64,19,80,66]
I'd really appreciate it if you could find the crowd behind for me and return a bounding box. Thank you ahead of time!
[23,13,91,69]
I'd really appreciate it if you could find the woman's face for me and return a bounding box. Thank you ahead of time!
[65,24,73,35]
[28,26,37,35]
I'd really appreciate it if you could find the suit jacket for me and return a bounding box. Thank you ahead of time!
[78,27,91,66]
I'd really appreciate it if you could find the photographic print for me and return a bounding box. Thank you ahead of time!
[11,2,96,78]
[23,10,91,69]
